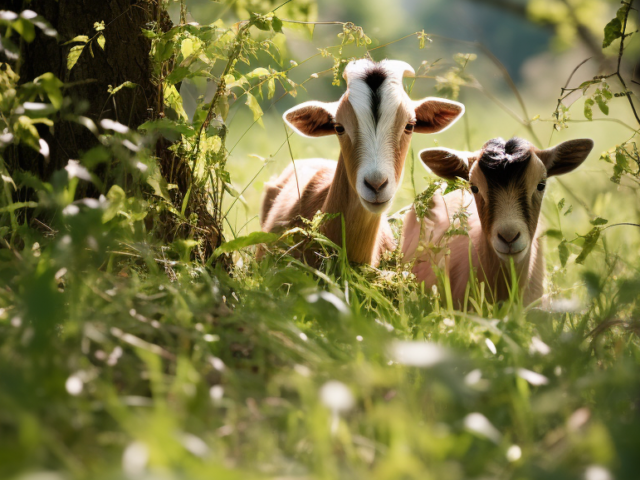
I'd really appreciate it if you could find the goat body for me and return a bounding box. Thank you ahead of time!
[259,59,464,266]
[401,190,544,305]
[261,156,394,265]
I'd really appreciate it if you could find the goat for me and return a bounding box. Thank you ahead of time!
[401,137,594,305]
[260,59,465,266]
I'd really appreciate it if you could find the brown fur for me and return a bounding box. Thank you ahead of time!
[402,190,544,305]
[260,155,395,265]
[403,137,593,306]
[260,60,464,266]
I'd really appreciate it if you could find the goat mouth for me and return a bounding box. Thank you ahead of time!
[495,248,524,256]
[361,198,390,213]
[494,247,528,263]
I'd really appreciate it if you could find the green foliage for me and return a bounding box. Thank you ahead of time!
[602,3,629,48]
[213,231,279,257]
[1,1,640,480]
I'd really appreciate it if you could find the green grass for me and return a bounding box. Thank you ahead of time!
[1,204,639,479]
[2,2,640,478]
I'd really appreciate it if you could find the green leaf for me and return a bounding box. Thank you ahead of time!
[97,34,105,50]
[181,38,194,58]
[62,35,89,45]
[575,227,601,265]
[590,217,608,226]
[558,240,569,267]
[107,81,137,95]
[584,98,594,121]
[616,3,630,22]
[13,18,36,42]
[251,13,272,31]
[67,44,85,70]
[103,185,126,223]
[544,229,564,240]
[94,21,105,32]
[245,92,263,122]
[35,72,64,110]
[213,231,280,258]
[615,150,629,169]
[139,119,196,141]
[165,66,190,85]
[267,77,276,100]
[0,201,38,213]
[595,95,609,115]
[272,16,283,33]
[603,17,622,48]
[246,67,270,79]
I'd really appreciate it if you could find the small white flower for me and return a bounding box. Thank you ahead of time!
[62,204,80,216]
[506,444,522,462]
[390,340,448,367]
[584,465,612,480]
[464,412,501,444]
[517,368,548,386]
[122,441,149,476]
[464,369,482,386]
[180,433,210,457]
[209,356,225,371]
[529,336,551,355]
[100,119,130,134]
[210,385,224,402]
[65,375,83,396]
[485,338,497,355]
[319,380,354,412]
[65,159,92,181]
[294,364,311,377]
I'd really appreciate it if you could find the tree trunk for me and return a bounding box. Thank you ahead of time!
[5,0,221,256]
[7,0,161,179]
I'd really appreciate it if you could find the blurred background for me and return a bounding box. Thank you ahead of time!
[171,0,640,288]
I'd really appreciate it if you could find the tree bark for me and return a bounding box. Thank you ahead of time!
[5,0,222,256]
[6,0,161,180]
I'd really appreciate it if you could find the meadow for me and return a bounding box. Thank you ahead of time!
[1,0,639,479]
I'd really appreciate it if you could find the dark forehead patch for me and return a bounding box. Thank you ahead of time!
[363,65,387,124]
[478,137,532,186]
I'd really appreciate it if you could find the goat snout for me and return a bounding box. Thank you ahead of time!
[497,231,521,245]
[363,176,389,194]
[492,223,529,262]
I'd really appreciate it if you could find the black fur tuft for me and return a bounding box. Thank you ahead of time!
[364,65,387,124]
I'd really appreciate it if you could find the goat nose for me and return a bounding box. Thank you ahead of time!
[363,177,389,193]
[498,231,521,245]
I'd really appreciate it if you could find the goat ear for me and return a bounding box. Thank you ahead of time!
[419,148,477,180]
[413,98,465,134]
[536,138,594,177]
[283,101,339,138]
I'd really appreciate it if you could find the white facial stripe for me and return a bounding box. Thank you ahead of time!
[350,78,405,165]
[345,64,411,207]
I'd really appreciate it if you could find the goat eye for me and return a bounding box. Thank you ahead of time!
[471,185,479,194]
[537,182,546,192]
[334,124,345,135]
[405,123,415,133]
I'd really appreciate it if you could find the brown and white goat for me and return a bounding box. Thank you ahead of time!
[260,59,464,265]
[401,137,594,305]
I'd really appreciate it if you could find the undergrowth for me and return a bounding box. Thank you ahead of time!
[1,1,640,479]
